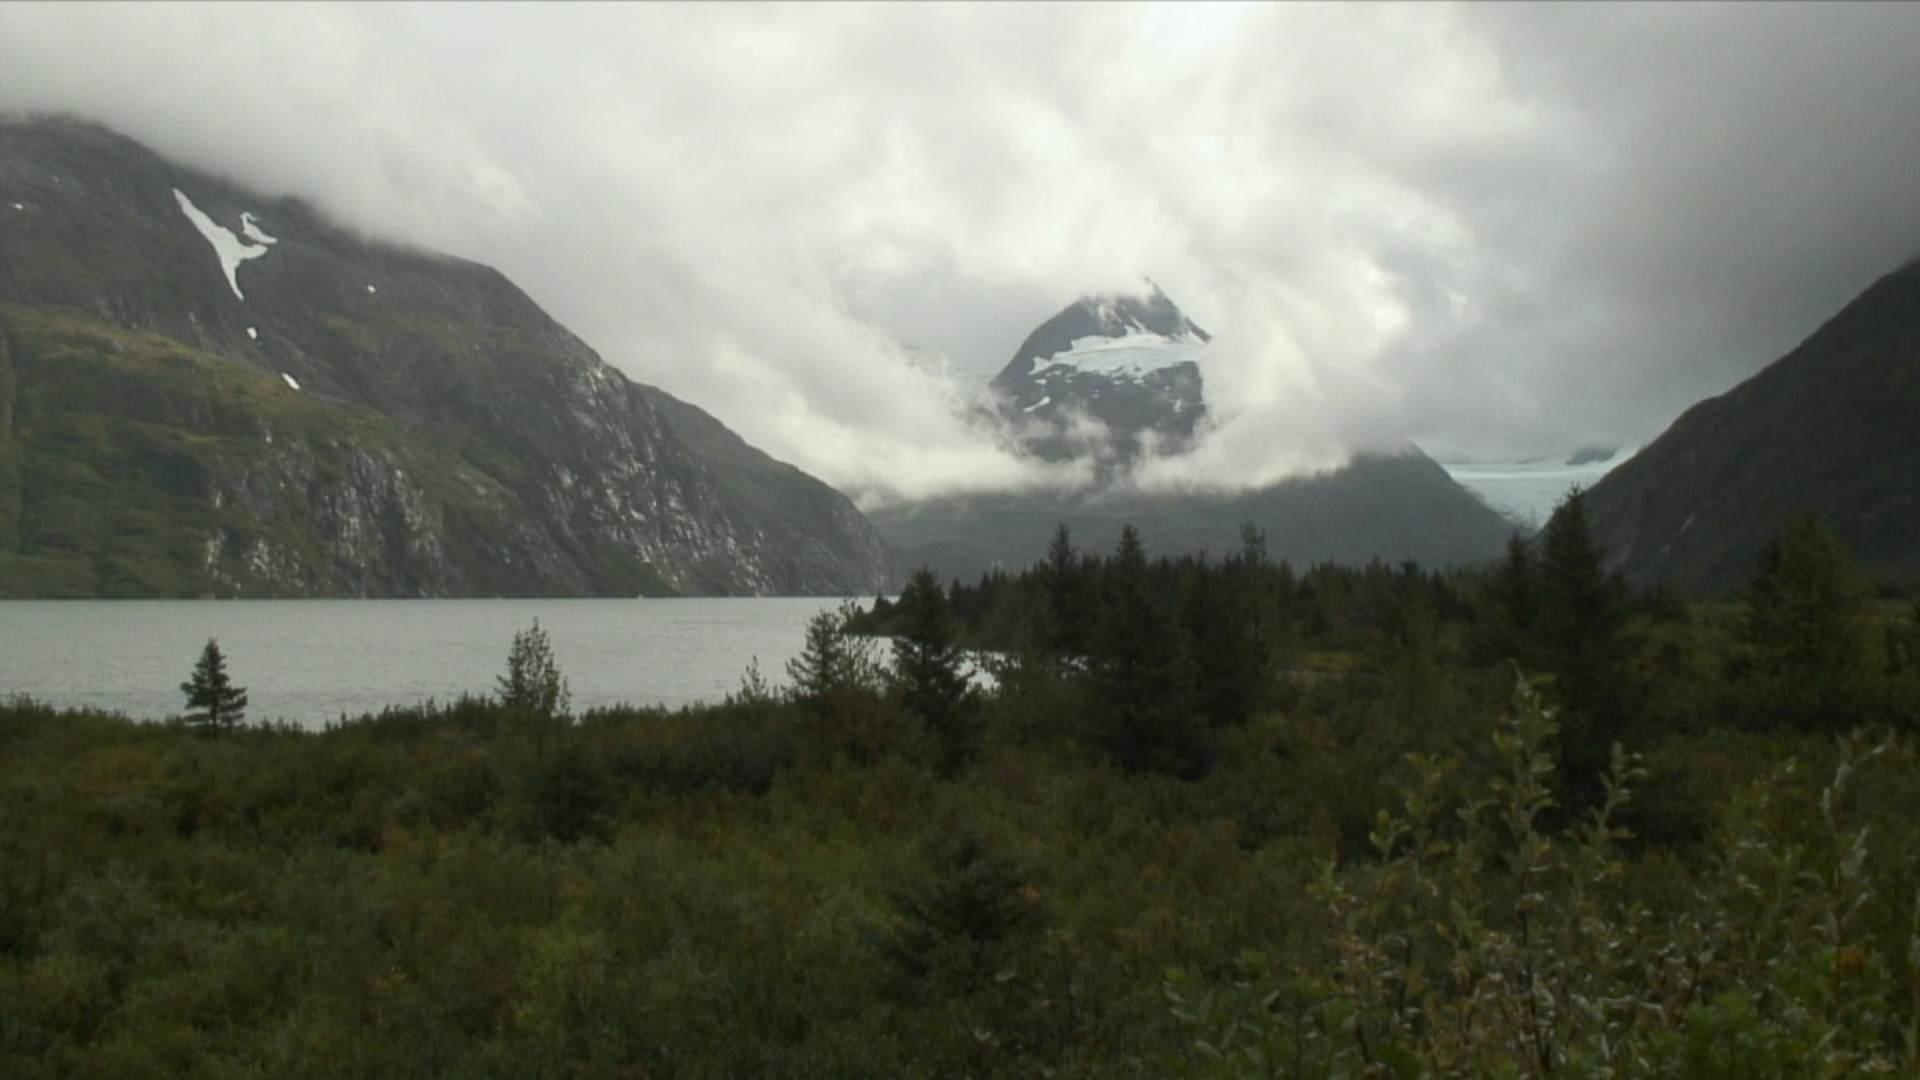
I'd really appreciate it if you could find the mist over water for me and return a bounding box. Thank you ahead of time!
[0,598,848,728]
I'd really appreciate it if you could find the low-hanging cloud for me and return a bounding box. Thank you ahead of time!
[4,2,1918,499]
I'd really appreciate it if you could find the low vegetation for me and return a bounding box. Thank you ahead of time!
[3,498,1918,1077]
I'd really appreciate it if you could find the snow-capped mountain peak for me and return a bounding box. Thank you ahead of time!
[988,283,1210,468]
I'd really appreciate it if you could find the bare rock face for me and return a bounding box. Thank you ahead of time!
[0,116,891,597]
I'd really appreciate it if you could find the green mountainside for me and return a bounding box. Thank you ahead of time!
[1585,257,1920,594]
[0,116,891,597]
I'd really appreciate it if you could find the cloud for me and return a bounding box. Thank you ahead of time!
[3,1,1918,494]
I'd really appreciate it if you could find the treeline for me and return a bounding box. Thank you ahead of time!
[861,493,1919,793]
[3,492,1920,1077]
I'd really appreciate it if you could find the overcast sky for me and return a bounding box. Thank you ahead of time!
[4,2,1919,502]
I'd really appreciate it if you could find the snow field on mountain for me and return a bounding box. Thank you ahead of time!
[173,188,273,300]
[1029,330,1205,382]
[1441,449,1634,530]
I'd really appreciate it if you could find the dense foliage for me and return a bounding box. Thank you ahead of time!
[4,500,1920,1077]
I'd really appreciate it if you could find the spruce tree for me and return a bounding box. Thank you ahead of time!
[1738,512,1872,729]
[1039,523,1089,660]
[788,601,872,711]
[1179,550,1265,729]
[1092,525,1208,776]
[1741,512,1869,677]
[1473,530,1541,667]
[891,567,976,776]
[181,638,248,733]
[1535,487,1635,807]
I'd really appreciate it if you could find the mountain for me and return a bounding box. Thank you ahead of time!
[987,283,1209,470]
[1583,258,1920,594]
[871,284,1514,582]
[0,116,891,598]
[871,450,1516,584]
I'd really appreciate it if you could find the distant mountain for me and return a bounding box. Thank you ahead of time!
[872,283,1513,582]
[1585,257,1920,593]
[0,116,891,597]
[871,450,1516,584]
[987,283,1209,471]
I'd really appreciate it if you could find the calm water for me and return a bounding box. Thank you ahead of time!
[0,598,852,728]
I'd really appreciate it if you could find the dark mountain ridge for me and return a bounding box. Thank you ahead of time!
[1584,256,1920,593]
[0,115,891,597]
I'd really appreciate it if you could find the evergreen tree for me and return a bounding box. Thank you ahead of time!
[1092,525,1208,776]
[1740,512,1870,678]
[788,601,872,711]
[1179,548,1265,729]
[1738,512,1873,730]
[1038,523,1089,660]
[1535,487,1636,807]
[892,567,977,776]
[181,638,248,733]
[874,828,1046,999]
[788,601,893,763]
[1473,530,1540,667]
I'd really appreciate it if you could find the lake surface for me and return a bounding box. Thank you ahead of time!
[0,598,854,728]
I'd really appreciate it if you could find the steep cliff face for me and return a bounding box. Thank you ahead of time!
[0,116,891,597]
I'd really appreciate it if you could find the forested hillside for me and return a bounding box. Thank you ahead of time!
[4,496,1919,1077]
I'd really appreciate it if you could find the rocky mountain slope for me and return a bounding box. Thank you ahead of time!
[0,116,890,598]
[872,285,1514,582]
[1584,257,1920,594]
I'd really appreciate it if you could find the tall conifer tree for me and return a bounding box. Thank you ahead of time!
[1536,487,1635,806]
[181,638,247,733]
[1093,526,1208,776]
[892,567,977,776]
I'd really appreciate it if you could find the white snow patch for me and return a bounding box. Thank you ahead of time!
[1023,396,1052,413]
[173,188,273,300]
[280,372,300,391]
[238,212,277,246]
[1029,330,1205,382]
[246,327,258,341]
